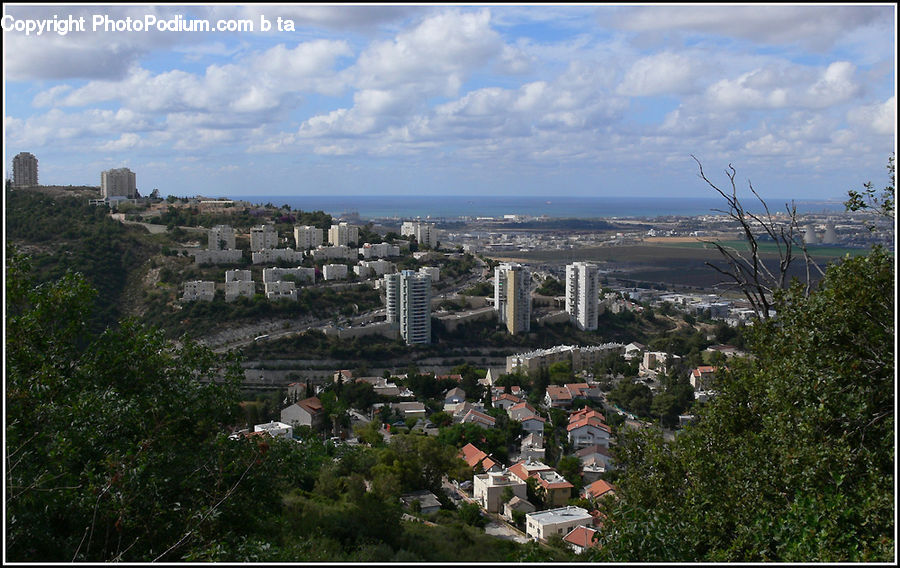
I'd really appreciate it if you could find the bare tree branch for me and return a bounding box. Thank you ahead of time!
[691,155,823,320]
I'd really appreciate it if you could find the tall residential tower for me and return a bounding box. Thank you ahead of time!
[385,270,432,344]
[12,152,38,187]
[565,262,600,331]
[494,262,531,334]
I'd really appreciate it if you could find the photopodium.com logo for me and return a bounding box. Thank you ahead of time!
[2,13,296,36]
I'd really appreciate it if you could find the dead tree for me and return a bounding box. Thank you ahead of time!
[691,155,824,320]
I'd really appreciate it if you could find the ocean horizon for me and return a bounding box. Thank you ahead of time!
[225,194,848,221]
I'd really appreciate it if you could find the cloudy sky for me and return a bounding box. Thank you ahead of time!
[2,3,896,200]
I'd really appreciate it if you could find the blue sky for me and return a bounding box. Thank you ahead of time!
[2,3,896,200]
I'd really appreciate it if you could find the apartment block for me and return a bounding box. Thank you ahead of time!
[209,225,236,251]
[473,470,528,513]
[525,507,593,542]
[384,270,432,344]
[250,224,278,251]
[294,225,324,250]
[251,249,304,264]
[401,221,438,249]
[322,264,348,280]
[328,222,359,247]
[101,167,137,199]
[495,262,531,334]
[12,152,38,187]
[225,280,256,302]
[182,280,215,302]
[311,245,355,261]
[359,242,400,259]
[565,262,599,331]
[192,249,243,266]
[264,281,297,301]
[262,267,315,284]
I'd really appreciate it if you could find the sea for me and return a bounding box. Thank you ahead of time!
[226,195,848,221]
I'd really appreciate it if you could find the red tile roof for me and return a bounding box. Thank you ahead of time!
[563,525,600,549]
[585,479,615,500]
[566,416,610,433]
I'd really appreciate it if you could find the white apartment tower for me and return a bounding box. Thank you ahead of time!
[12,152,38,187]
[250,224,278,251]
[495,263,531,334]
[209,225,236,251]
[565,262,600,331]
[384,270,432,344]
[100,167,137,198]
[328,222,359,247]
[294,225,324,250]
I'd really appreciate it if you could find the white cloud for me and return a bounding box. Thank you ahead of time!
[615,5,888,51]
[617,52,699,96]
[847,96,896,136]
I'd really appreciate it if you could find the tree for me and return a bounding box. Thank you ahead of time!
[692,155,823,320]
[588,247,894,562]
[844,153,895,229]
[6,248,283,562]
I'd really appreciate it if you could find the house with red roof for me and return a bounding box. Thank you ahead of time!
[543,385,573,409]
[280,396,325,429]
[509,459,574,507]
[583,478,616,502]
[459,443,500,473]
[689,365,717,391]
[567,414,611,449]
[563,525,601,554]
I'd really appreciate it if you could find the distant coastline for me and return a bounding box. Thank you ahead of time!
[225,194,848,221]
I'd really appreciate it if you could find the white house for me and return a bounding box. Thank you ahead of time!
[525,506,593,542]
[473,469,527,513]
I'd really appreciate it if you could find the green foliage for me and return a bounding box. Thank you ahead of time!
[460,280,493,296]
[535,276,564,296]
[5,249,284,561]
[590,248,894,562]
[844,154,894,228]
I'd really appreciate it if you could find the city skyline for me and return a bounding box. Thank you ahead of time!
[2,3,896,201]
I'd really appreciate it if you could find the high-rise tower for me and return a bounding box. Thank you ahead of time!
[565,262,599,331]
[384,270,432,344]
[494,262,531,334]
[12,152,38,187]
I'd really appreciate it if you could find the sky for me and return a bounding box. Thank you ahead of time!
[2,3,896,200]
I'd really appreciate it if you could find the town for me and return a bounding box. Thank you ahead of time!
[8,150,892,560]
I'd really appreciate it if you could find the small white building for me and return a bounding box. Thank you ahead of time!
[225,280,256,302]
[525,506,593,542]
[418,266,440,282]
[253,421,293,439]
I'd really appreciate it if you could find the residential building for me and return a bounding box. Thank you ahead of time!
[250,224,279,251]
[225,269,252,283]
[401,221,438,248]
[494,262,531,334]
[582,479,615,502]
[444,387,466,405]
[503,496,536,522]
[474,469,527,513]
[280,396,324,429]
[224,271,255,301]
[418,266,440,282]
[12,152,38,187]
[507,401,539,422]
[689,366,717,391]
[294,225,324,250]
[385,270,432,345]
[264,281,297,301]
[181,280,214,302]
[400,490,441,515]
[461,409,496,429]
[209,225,236,251]
[641,351,682,375]
[525,506,593,542]
[100,167,137,198]
[328,222,359,247]
[263,267,315,284]
[359,242,400,259]
[566,262,600,330]
[507,343,625,375]
[544,385,573,409]
[192,249,243,265]
[459,443,500,473]
[253,421,293,439]
[567,414,611,449]
[519,414,547,436]
[520,433,546,461]
[563,525,601,554]
[357,259,394,277]
[310,245,355,261]
[576,444,616,473]
[493,392,524,411]
[391,401,427,420]
[322,263,348,280]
